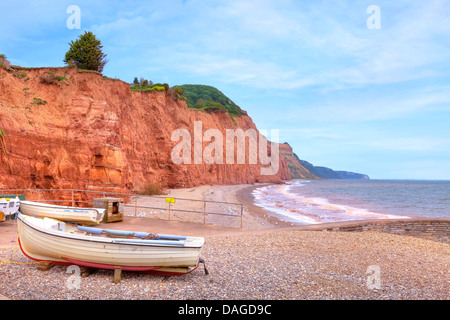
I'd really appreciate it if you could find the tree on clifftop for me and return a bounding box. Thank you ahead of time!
[63,31,108,73]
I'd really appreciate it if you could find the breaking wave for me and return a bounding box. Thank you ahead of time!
[252,181,411,225]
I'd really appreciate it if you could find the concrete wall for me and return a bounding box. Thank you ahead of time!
[301,218,450,244]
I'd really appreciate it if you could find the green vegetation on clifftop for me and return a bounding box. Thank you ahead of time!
[178,85,245,117]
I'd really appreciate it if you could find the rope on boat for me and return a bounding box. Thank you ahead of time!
[141,233,159,239]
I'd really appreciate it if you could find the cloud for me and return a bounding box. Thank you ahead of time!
[283,127,343,141]
[278,82,450,123]
[382,159,450,180]
[74,0,449,94]
[326,1,450,87]
[365,137,450,152]
[172,53,318,89]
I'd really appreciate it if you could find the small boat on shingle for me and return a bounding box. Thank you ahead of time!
[17,213,206,275]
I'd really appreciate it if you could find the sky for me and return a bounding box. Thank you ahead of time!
[1,0,449,180]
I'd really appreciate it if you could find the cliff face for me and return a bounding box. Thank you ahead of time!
[278,143,319,180]
[0,67,290,191]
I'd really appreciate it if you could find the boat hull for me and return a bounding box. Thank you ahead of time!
[20,200,104,225]
[0,197,20,222]
[17,214,204,275]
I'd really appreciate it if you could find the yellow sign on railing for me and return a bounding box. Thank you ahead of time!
[165,197,176,204]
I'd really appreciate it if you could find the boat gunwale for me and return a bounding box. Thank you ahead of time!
[20,200,104,214]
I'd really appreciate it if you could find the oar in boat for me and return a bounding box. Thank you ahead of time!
[77,226,187,241]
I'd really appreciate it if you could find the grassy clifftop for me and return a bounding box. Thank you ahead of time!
[178,84,245,117]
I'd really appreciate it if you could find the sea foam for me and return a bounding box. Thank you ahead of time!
[252,182,410,225]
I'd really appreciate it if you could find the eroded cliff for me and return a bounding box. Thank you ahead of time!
[0,66,291,192]
[278,143,319,180]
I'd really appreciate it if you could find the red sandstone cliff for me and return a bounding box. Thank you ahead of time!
[278,143,319,180]
[0,66,291,192]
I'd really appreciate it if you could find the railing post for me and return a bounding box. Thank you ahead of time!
[134,197,137,217]
[72,189,75,207]
[203,201,206,225]
[168,203,171,221]
[240,204,244,229]
[37,190,40,202]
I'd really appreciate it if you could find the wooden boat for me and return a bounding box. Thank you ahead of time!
[17,213,205,275]
[19,200,105,225]
[0,196,20,222]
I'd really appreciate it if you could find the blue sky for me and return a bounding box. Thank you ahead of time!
[1,0,449,179]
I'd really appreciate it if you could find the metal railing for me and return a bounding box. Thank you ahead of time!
[1,188,245,228]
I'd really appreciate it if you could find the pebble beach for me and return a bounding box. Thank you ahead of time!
[0,184,449,300]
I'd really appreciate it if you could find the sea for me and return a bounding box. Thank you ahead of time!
[252,179,450,225]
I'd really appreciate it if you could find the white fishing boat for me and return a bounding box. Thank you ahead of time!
[0,196,20,222]
[19,200,105,225]
[17,213,206,275]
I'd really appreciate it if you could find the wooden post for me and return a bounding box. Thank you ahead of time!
[114,266,122,284]
[80,267,96,278]
[71,189,75,207]
[134,197,137,217]
[38,262,54,271]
